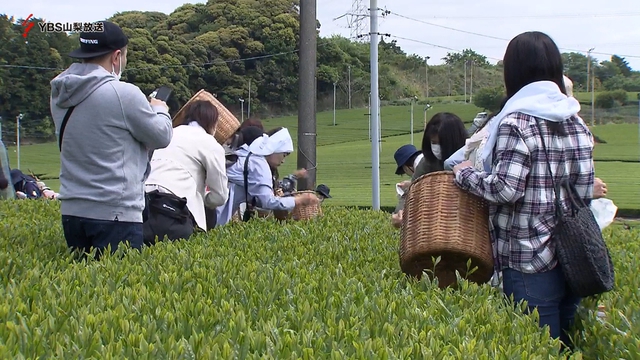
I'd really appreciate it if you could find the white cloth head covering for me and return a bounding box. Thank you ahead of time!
[563,75,574,97]
[249,128,294,156]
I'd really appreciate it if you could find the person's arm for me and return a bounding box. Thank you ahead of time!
[203,141,230,208]
[454,120,531,205]
[120,83,173,150]
[444,145,466,170]
[248,159,296,211]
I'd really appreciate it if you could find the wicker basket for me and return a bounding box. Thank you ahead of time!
[172,89,241,145]
[273,191,322,221]
[399,170,494,288]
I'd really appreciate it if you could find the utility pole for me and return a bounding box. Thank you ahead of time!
[348,65,352,109]
[410,97,415,145]
[247,79,252,118]
[16,114,22,169]
[425,56,430,98]
[587,47,596,126]
[448,65,451,97]
[591,71,596,126]
[239,98,245,122]
[370,0,380,210]
[297,0,317,190]
[368,92,371,141]
[470,60,474,102]
[587,48,594,93]
[464,61,467,103]
[333,82,337,126]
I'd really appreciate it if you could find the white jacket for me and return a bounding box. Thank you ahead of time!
[145,124,229,230]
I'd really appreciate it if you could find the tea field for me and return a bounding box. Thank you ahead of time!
[0,200,638,358]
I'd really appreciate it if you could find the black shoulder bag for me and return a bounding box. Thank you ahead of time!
[143,185,198,246]
[535,120,615,298]
[58,106,76,151]
[242,152,257,222]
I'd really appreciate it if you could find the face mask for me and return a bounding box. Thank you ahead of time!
[431,143,442,160]
[111,53,122,80]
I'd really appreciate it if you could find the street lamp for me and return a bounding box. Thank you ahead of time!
[423,104,432,128]
[425,56,430,99]
[239,98,245,122]
[410,96,418,145]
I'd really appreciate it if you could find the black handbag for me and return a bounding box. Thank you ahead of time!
[536,120,615,298]
[143,188,198,245]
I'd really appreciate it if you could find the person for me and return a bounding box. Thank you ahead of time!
[315,184,332,202]
[260,126,307,218]
[391,113,468,228]
[393,144,423,177]
[0,139,14,199]
[50,21,173,258]
[144,100,229,241]
[215,127,319,225]
[452,31,593,349]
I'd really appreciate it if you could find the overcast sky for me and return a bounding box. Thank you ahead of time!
[4,0,640,70]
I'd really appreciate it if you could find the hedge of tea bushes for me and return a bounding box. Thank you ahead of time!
[0,200,638,359]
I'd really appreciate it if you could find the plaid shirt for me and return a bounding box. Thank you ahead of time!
[455,112,594,273]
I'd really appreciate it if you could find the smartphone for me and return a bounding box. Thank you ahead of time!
[149,86,172,102]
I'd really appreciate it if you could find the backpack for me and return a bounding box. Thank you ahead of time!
[10,169,43,199]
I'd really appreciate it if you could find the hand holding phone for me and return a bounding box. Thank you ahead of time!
[149,86,172,102]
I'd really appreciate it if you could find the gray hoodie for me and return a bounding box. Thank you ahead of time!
[50,63,173,223]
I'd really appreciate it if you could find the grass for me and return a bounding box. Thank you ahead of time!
[5,104,640,211]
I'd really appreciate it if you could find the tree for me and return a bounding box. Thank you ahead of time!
[442,49,490,68]
[611,55,632,77]
[473,86,504,112]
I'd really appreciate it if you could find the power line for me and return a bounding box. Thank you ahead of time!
[419,12,640,20]
[390,35,503,61]
[0,45,327,72]
[387,11,640,59]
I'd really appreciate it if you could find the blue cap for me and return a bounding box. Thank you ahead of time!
[394,144,421,175]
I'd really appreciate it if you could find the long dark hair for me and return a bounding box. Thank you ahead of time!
[503,31,566,135]
[421,112,468,164]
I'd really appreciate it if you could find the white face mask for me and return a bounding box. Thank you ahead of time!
[431,143,442,160]
[111,53,123,80]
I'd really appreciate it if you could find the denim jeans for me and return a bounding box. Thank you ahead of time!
[502,265,581,348]
[62,215,143,259]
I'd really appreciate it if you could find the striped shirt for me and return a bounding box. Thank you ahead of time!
[454,112,594,273]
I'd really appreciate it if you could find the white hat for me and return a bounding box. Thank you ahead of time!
[249,128,294,156]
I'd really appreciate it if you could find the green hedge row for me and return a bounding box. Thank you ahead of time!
[0,200,638,358]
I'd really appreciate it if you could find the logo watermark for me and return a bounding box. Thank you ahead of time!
[21,14,104,38]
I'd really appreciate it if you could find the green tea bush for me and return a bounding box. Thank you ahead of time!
[0,200,638,358]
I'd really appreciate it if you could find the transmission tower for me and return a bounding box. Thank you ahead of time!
[347,0,369,42]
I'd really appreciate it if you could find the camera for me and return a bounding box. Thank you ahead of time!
[278,175,297,196]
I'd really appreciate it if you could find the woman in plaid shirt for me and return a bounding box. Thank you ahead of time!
[452,31,594,349]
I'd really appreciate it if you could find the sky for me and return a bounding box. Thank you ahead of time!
[4,0,640,70]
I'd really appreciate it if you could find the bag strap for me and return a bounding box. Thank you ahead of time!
[534,120,565,220]
[243,152,256,221]
[58,106,76,152]
[534,120,587,219]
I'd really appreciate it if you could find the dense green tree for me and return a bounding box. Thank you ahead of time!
[0,1,637,142]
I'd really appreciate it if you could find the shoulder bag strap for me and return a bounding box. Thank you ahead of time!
[243,152,255,221]
[534,120,565,220]
[58,106,76,152]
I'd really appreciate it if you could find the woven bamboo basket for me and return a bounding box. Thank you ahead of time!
[399,170,494,288]
[172,89,241,145]
[274,191,322,221]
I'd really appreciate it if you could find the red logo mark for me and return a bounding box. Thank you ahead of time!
[22,14,34,38]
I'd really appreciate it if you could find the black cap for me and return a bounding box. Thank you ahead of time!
[68,21,128,59]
